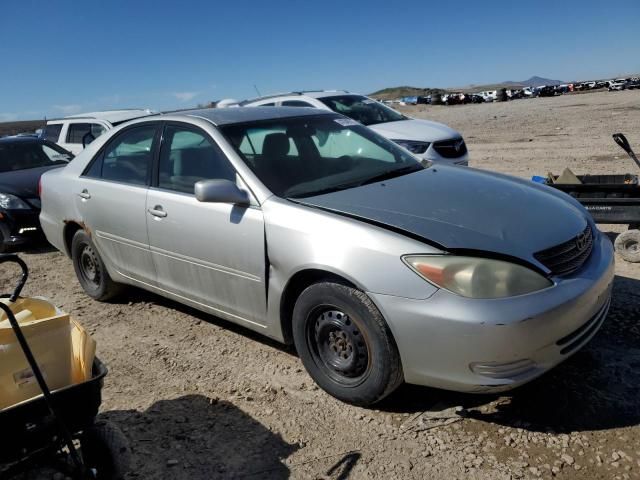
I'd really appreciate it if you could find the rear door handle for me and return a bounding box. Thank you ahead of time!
[148,205,167,218]
[77,189,91,200]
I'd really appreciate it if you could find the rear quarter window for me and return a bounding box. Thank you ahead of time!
[43,124,62,142]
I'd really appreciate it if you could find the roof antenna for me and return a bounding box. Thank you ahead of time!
[254,84,262,97]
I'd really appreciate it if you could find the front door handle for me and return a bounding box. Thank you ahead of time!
[148,205,167,218]
[77,189,91,200]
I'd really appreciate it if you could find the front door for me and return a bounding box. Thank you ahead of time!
[75,123,159,284]
[145,123,267,328]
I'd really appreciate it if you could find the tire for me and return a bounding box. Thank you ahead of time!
[614,230,640,263]
[0,230,8,254]
[81,420,132,480]
[292,282,403,406]
[71,230,121,301]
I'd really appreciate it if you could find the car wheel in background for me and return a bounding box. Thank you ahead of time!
[0,231,8,253]
[292,281,403,406]
[614,230,640,263]
[71,230,121,301]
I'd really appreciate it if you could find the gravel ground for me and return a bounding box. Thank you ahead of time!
[3,90,640,480]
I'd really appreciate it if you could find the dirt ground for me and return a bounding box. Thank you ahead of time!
[3,90,640,480]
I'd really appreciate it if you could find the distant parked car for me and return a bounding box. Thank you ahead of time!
[609,81,628,91]
[537,86,557,97]
[40,107,614,406]
[477,90,497,102]
[43,109,156,155]
[0,136,73,251]
[240,90,469,166]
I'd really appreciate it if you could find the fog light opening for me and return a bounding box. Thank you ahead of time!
[18,227,37,234]
[470,359,537,379]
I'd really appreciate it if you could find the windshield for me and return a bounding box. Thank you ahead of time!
[221,114,424,198]
[0,141,73,173]
[318,95,407,126]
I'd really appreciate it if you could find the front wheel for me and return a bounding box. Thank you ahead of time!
[71,230,121,301]
[292,282,403,406]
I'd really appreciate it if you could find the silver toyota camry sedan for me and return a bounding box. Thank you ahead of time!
[39,107,614,406]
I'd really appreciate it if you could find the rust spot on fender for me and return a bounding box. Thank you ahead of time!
[64,219,92,237]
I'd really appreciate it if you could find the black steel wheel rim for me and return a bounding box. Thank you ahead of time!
[307,307,371,385]
[79,243,101,287]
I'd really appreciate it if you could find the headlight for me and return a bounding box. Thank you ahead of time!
[403,255,552,299]
[391,140,430,154]
[0,193,30,210]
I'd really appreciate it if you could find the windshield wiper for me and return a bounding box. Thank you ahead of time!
[287,165,422,198]
[357,165,422,186]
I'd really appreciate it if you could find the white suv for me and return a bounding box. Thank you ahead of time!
[240,91,469,166]
[42,109,156,155]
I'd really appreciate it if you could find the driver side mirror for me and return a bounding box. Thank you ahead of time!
[194,179,250,206]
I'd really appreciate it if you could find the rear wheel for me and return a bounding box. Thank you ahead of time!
[71,230,121,300]
[292,282,403,406]
[81,420,131,480]
[614,229,640,263]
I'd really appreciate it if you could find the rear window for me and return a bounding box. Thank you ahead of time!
[43,124,62,142]
[0,141,72,173]
[66,123,107,144]
[282,100,315,107]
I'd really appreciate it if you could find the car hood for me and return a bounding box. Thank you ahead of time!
[368,119,461,142]
[0,165,63,200]
[295,166,589,269]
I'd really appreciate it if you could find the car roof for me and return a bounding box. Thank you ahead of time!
[0,135,46,144]
[180,106,336,126]
[49,109,156,124]
[240,90,354,105]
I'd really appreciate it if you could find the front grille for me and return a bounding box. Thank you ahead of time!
[534,225,593,276]
[432,138,467,158]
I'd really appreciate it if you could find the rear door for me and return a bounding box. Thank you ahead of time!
[75,123,160,284]
[145,122,267,327]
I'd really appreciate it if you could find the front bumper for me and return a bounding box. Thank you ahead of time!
[422,149,469,167]
[369,230,615,393]
[0,209,43,248]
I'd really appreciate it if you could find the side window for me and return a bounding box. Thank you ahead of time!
[66,123,107,144]
[282,100,314,108]
[43,124,62,142]
[85,125,156,185]
[257,102,275,107]
[158,125,236,194]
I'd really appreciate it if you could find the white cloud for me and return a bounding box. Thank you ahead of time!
[173,91,199,102]
[53,104,83,114]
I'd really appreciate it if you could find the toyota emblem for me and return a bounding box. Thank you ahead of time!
[575,232,588,251]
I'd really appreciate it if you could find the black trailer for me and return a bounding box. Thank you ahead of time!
[544,133,640,262]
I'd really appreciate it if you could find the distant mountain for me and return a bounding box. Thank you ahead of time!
[368,86,445,100]
[503,76,564,87]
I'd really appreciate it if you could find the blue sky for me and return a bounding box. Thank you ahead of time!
[1,0,638,121]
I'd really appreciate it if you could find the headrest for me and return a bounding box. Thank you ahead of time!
[262,133,290,158]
